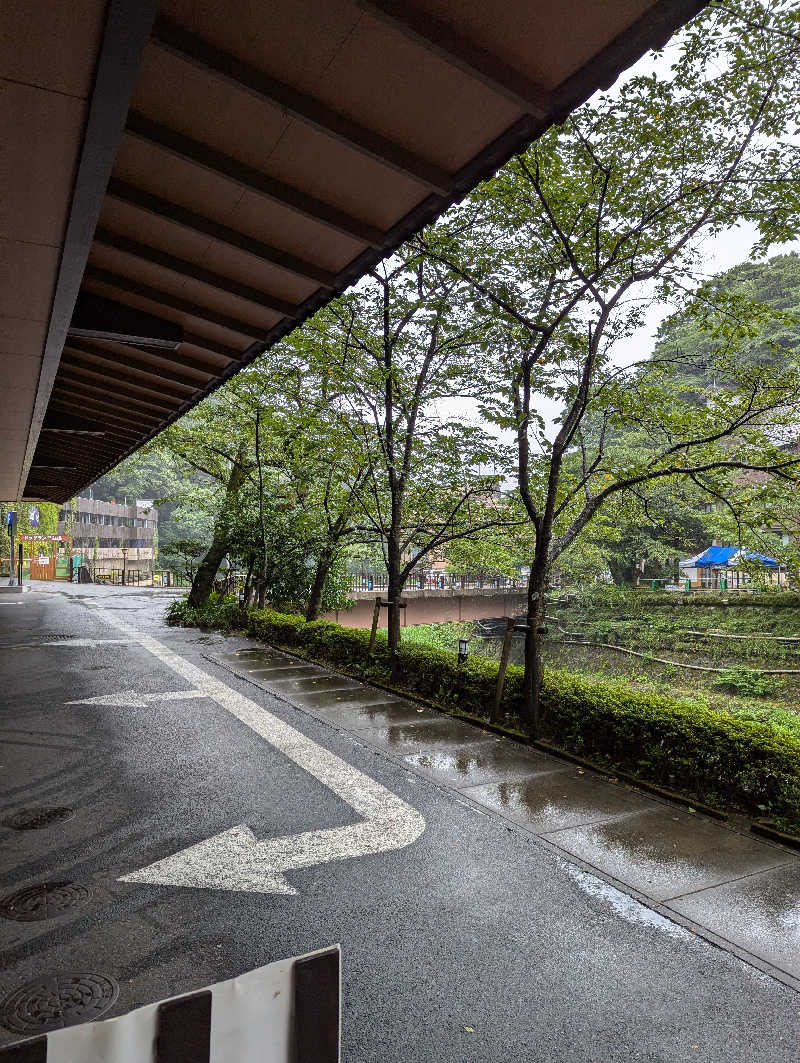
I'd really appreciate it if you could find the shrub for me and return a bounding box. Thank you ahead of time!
[170,597,800,827]
[711,668,776,698]
[166,592,245,631]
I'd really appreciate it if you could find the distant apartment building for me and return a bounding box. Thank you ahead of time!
[58,497,158,578]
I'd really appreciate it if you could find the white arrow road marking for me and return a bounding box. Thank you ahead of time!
[66,689,203,708]
[83,606,425,894]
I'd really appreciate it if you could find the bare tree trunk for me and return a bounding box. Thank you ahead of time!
[255,576,267,609]
[254,408,268,613]
[306,544,334,621]
[386,535,403,677]
[188,444,247,608]
[242,553,255,607]
[522,540,549,737]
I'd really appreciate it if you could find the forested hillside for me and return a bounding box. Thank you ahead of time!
[651,252,800,393]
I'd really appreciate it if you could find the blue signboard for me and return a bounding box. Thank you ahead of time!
[28,506,40,528]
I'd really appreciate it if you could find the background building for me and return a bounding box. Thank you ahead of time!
[58,498,158,582]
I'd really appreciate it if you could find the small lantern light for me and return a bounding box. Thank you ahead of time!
[457,638,469,666]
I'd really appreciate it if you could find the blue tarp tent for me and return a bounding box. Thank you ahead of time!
[680,547,780,569]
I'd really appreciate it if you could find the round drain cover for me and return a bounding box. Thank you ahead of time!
[2,807,74,831]
[0,882,90,923]
[0,973,119,1034]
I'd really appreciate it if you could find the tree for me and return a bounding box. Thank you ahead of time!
[320,252,515,664]
[419,0,800,731]
[158,537,207,583]
[231,340,371,619]
[186,440,249,607]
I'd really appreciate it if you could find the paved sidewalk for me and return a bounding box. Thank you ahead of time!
[215,641,800,990]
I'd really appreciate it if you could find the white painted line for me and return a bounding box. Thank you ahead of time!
[48,638,135,647]
[0,601,24,606]
[0,638,136,651]
[66,689,203,708]
[84,605,425,894]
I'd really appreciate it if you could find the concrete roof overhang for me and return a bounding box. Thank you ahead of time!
[2,0,707,503]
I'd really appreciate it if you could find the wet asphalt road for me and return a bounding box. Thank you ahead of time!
[1,585,799,1061]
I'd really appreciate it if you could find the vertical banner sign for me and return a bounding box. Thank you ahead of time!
[28,505,40,529]
[7,511,17,584]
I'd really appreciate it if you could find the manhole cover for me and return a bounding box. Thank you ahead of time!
[0,973,119,1034]
[2,807,74,831]
[0,882,90,922]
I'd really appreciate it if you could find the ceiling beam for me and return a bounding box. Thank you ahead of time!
[23,486,73,497]
[125,113,386,249]
[150,14,453,196]
[93,227,300,319]
[69,290,183,348]
[106,178,336,290]
[358,0,551,118]
[48,397,145,436]
[55,377,174,420]
[51,389,162,427]
[26,472,78,487]
[32,445,123,470]
[62,344,199,397]
[83,335,227,375]
[34,441,119,461]
[82,265,267,341]
[41,412,106,435]
[35,430,130,453]
[180,333,247,364]
[15,0,156,499]
[57,366,181,412]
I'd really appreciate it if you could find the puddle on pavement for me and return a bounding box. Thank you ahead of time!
[243,665,318,680]
[404,740,563,787]
[222,650,287,667]
[293,688,400,710]
[303,699,439,728]
[258,666,327,681]
[666,862,800,975]
[358,718,489,752]
[544,809,794,901]
[275,676,361,693]
[461,772,646,833]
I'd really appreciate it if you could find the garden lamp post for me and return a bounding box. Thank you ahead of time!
[457,638,469,667]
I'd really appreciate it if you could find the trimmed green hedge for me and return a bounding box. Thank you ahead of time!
[167,595,800,828]
[632,591,800,609]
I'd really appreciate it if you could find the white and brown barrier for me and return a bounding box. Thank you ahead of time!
[0,947,340,1063]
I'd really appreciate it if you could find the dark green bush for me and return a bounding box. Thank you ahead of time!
[170,597,800,827]
[166,592,245,631]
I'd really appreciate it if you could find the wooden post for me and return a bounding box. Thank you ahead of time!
[368,596,382,653]
[492,616,516,722]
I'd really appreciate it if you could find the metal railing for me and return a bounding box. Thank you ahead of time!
[346,570,527,593]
